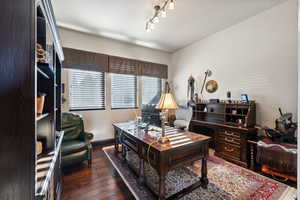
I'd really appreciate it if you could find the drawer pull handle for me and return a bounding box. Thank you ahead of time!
[224,131,234,136]
[225,137,234,143]
[225,147,234,152]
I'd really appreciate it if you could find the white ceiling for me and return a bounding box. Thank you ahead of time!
[53,0,287,52]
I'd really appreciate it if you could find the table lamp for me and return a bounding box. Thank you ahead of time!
[155,86,178,143]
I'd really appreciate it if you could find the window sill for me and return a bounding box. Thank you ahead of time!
[111,107,139,110]
[70,108,105,112]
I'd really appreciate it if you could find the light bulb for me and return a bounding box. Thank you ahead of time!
[153,16,159,23]
[161,9,167,18]
[169,0,175,10]
[149,21,155,30]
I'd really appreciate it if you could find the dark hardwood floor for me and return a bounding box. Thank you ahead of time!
[62,145,296,200]
[62,146,135,200]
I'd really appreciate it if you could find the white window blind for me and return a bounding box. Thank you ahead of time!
[69,69,105,110]
[111,74,137,109]
[142,76,162,105]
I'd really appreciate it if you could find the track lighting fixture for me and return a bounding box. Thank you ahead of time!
[145,0,177,32]
[169,0,175,10]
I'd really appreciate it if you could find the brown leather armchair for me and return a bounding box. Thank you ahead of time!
[61,112,93,168]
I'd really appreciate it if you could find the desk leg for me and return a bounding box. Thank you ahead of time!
[114,129,119,153]
[138,158,144,185]
[158,174,166,200]
[122,145,127,163]
[200,157,208,189]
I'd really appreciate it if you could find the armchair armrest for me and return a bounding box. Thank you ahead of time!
[79,132,94,143]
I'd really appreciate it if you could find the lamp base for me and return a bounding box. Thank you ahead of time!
[158,136,170,144]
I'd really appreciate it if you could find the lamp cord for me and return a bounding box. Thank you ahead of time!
[147,140,159,164]
[120,122,159,165]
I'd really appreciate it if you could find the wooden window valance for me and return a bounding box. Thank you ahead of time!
[62,47,109,72]
[109,56,141,76]
[62,47,168,79]
[109,56,168,79]
[140,61,168,79]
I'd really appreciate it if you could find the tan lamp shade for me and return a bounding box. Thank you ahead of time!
[155,93,179,110]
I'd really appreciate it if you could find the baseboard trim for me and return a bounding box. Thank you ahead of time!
[92,139,114,147]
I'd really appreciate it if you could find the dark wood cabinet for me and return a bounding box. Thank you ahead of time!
[0,0,64,199]
[189,102,257,168]
[215,127,256,167]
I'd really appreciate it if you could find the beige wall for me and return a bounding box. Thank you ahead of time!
[60,28,171,141]
[170,0,298,127]
[61,0,298,141]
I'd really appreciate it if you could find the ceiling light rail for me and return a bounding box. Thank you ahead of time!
[146,0,175,32]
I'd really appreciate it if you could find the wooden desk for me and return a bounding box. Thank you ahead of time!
[113,121,211,200]
[189,101,257,168]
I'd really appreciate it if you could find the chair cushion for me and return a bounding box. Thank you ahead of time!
[62,140,87,156]
[63,126,82,141]
[175,106,192,121]
[62,150,88,167]
[174,120,190,129]
[62,112,84,141]
[62,112,82,128]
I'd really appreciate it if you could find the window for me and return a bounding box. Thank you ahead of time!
[69,69,105,111]
[111,73,137,109]
[142,76,162,105]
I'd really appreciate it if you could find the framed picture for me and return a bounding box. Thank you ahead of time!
[241,94,249,104]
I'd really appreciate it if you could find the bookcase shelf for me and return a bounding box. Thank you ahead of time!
[35,1,64,199]
[35,131,64,198]
[225,113,246,117]
[36,113,49,121]
[37,67,50,79]
[192,101,256,127]
[194,111,224,115]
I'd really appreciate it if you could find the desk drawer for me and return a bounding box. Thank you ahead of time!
[219,130,240,139]
[122,134,138,152]
[218,135,241,146]
[216,142,240,160]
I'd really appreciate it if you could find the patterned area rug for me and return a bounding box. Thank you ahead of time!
[103,146,296,200]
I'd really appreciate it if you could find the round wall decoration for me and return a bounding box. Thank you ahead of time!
[205,80,218,93]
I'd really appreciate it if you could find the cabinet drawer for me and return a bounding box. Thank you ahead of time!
[217,142,240,160]
[218,135,241,146]
[219,130,240,139]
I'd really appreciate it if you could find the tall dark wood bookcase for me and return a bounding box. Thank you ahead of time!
[0,0,64,199]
